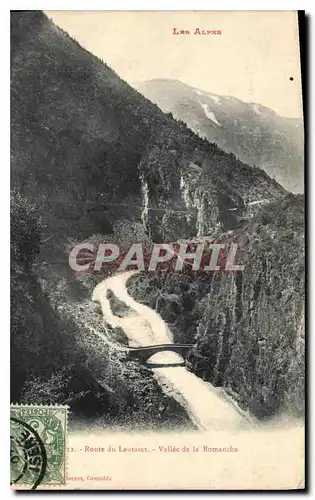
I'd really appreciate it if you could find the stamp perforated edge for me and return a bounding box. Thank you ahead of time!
[11,403,69,490]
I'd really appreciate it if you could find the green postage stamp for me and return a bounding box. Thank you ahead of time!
[10,404,68,490]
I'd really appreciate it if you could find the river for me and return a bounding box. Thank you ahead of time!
[92,270,252,431]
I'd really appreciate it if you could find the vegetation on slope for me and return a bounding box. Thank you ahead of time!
[136,78,304,193]
[128,194,305,419]
[10,11,303,427]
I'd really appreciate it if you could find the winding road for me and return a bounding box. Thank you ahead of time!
[92,271,253,431]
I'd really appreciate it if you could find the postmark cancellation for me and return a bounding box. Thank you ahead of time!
[10,404,68,490]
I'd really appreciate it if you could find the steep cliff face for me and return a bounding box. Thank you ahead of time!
[128,195,305,419]
[136,79,304,193]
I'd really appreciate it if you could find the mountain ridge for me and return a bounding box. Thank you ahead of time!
[135,78,304,193]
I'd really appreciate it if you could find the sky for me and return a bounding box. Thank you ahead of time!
[46,10,303,119]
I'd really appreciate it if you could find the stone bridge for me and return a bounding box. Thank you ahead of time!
[127,344,194,363]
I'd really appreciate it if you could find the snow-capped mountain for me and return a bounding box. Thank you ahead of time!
[135,79,304,193]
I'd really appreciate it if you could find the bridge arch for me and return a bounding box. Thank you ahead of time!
[127,344,194,363]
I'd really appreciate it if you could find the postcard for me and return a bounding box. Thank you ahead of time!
[11,10,305,490]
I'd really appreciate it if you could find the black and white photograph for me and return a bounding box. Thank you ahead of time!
[10,9,305,490]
